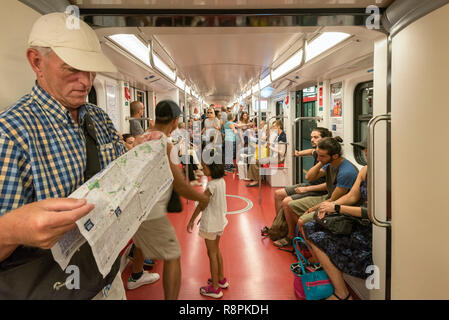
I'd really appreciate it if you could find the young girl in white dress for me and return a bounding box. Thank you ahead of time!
[187,156,228,299]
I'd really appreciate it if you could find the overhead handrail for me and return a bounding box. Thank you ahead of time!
[367,113,391,228]
[125,116,153,121]
[291,116,323,185]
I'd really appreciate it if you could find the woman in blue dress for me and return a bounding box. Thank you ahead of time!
[303,141,372,300]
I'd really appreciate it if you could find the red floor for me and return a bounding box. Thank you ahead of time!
[122,170,299,300]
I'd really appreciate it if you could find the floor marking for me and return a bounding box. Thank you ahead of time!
[225,194,253,215]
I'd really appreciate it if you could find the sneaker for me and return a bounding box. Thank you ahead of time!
[200,284,223,299]
[207,277,229,289]
[127,271,160,290]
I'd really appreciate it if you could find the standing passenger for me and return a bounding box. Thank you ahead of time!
[187,154,228,299]
[129,101,145,137]
[0,12,126,299]
[224,113,237,172]
[130,100,210,300]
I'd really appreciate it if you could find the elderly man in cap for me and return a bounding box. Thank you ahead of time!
[0,12,126,299]
[130,100,210,300]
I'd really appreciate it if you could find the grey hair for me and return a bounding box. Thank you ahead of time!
[29,46,53,57]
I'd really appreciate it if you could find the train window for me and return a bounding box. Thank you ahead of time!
[353,81,373,165]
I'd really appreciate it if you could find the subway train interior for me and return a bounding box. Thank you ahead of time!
[1,0,448,301]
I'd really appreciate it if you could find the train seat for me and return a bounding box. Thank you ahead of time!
[343,273,370,300]
[263,166,290,187]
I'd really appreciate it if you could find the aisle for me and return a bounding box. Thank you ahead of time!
[122,171,298,300]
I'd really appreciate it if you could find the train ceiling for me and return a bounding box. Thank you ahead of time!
[20,0,394,105]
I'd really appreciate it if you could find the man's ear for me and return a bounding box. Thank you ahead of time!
[26,48,45,77]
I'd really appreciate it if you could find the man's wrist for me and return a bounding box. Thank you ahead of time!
[334,203,341,213]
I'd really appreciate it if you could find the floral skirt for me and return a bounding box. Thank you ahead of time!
[303,221,373,279]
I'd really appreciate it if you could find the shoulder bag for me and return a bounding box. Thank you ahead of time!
[0,112,120,299]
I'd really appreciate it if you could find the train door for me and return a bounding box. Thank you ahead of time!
[294,87,317,184]
[301,86,317,183]
[353,81,373,165]
[386,3,449,299]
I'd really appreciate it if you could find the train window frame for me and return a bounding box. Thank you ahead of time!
[353,81,373,165]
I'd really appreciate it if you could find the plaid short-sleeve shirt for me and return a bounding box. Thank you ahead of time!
[0,83,126,215]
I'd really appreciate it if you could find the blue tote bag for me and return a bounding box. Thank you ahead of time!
[291,237,334,300]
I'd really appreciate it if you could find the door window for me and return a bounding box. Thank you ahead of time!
[353,81,373,165]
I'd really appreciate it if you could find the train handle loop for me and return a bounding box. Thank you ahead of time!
[367,113,391,228]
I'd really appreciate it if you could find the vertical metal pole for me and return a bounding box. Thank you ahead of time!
[258,90,262,204]
[291,119,296,186]
[297,93,302,185]
[184,89,189,205]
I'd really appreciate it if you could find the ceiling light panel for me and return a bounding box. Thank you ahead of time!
[152,53,176,81]
[271,49,303,81]
[175,77,185,90]
[259,75,272,90]
[109,34,151,66]
[306,32,351,62]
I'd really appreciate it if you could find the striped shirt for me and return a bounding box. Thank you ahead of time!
[0,83,125,216]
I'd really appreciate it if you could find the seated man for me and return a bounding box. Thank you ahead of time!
[274,137,358,247]
[303,139,371,300]
[274,127,332,213]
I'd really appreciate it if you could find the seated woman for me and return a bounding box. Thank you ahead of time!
[246,120,286,187]
[302,140,372,300]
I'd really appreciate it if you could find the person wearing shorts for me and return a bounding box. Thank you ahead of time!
[129,100,210,300]
[274,137,358,247]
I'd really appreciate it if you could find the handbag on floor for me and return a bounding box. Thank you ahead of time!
[290,237,334,300]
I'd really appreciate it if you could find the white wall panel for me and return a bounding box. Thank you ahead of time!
[0,0,40,111]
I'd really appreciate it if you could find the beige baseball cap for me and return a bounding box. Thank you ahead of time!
[28,12,117,73]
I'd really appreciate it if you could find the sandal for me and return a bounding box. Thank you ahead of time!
[331,292,351,300]
[273,237,292,248]
[261,226,270,236]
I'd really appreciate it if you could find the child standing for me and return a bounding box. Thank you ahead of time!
[187,158,229,298]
